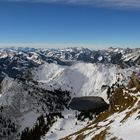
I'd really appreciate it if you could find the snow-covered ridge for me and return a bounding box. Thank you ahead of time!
[33,62,135,100]
[0,61,136,140]
[64,74,140,140]
[0,47,140,81]
[32,62,138,140]
[0,47,140,140]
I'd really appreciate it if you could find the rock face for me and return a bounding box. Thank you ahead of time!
[69,96,109,114]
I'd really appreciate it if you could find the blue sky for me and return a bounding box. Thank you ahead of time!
[0,0,140,48]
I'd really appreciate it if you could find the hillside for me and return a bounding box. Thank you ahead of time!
[0,47,140,140]
[62,73,140,140]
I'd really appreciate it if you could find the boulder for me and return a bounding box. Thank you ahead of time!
[69,96,109,114]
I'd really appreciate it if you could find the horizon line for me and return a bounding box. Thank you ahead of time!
[0,42,135,50]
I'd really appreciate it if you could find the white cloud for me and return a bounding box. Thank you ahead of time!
[1,0,140,9]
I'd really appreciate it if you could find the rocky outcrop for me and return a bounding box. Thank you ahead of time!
[69,96,109,114]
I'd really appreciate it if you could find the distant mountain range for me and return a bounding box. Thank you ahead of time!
[0,47,140,80]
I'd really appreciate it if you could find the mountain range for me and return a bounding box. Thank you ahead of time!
[0,47,140,140]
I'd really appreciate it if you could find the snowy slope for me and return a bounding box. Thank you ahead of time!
[62,73,140,140]
[1,47,140,140]
[31,62,137,140]
[0,75,71,139]
[33,62,134,100]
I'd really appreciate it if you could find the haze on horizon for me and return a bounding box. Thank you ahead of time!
[0,0,140,49]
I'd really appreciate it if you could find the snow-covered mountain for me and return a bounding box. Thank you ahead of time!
[0,46,140,80]
[0,47,140,140]
[63,73,140,140]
